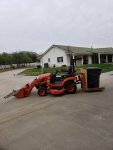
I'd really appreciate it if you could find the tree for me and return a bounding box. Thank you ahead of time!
[0,51,38,68]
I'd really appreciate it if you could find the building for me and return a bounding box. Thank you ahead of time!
[40,45,113,68]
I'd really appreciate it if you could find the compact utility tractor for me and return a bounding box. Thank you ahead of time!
[38,67,80,96]
[4,65,81,99]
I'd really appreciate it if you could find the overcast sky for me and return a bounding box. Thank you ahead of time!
[0,0,113,53]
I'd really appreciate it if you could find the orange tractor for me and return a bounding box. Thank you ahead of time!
[38,68,79,96]
[4,66,81,99]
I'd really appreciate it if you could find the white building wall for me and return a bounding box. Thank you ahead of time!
[40,47,68,68]
[66,55,71,66]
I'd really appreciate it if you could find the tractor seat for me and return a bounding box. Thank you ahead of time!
[61,66,73,78]
[50,73,57,83]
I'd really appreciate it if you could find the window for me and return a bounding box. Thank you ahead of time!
[108,55,112,62]
[48,58,50,62]
[83,56,88,64]
[57,57,63,62]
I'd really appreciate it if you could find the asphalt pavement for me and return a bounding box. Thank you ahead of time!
[0,69,113,150]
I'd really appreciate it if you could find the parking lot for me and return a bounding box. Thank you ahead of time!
[0,69,113,150]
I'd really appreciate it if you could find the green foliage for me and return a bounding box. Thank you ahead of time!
[0,51,38,67]
[20,68,42,76]
[0,53,12,65]
[61,64,67,67]
[26,52,38,62]
[81,64,113,73]
[37,65,41,69]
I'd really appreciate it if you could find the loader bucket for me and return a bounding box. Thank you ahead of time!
[4,84,31,99]
[4,88,28,99]
[14,88,28,98]
[14,83,31,98]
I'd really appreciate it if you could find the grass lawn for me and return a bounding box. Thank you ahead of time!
[19,64,113,76]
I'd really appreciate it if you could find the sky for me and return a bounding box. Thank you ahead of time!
[0,0,113,54]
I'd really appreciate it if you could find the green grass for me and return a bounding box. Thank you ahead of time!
[81,64,113,73]
[19,67,65,76]
[20,63,113,76]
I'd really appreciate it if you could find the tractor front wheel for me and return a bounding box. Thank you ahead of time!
[65,82,77,94]
[38,87,47,96]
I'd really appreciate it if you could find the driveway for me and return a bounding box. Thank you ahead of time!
[0,69,113,150]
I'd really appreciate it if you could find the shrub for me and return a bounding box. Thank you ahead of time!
[53,64,56,68]
[37,65,41,69]
[61,64,67,67]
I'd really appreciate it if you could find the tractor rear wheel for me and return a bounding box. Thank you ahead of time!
[65,82,77,94]
[38,87,47,96]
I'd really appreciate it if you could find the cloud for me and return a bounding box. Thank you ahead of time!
[0,0,113,53]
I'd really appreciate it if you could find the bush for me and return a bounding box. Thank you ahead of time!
[53,64,56,68]
[61,64,67,67]
[37,65,41,69]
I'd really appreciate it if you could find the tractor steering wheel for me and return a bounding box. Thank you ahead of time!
[50,70,59,83]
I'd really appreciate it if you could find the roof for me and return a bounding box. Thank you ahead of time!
[40,45,113,58]
[55,45,113,55]
[93,47,113,54]
[55,45,93,55]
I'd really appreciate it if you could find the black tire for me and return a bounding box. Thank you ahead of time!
[38,87,47,96]
[64,82,77,94]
